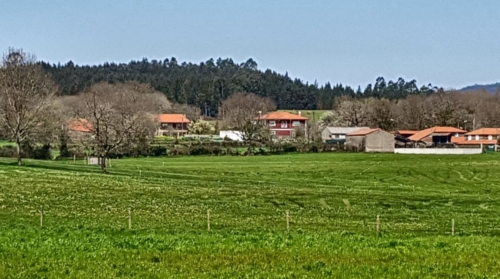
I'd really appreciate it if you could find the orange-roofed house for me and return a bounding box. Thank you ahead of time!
[256,111,308,138]
[67,118,93,142]
[157,114,190,137]
[345,128,395,152]
[408,126,467,146]
[68,118,92,133]
[397,130,418,139]
[455,128,500,149]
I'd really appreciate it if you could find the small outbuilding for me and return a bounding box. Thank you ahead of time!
[321,126,369,143]
[346,128,395,152]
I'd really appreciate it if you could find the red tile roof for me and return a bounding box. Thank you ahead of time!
[346,128,380,136]
[68,119,92,133]
[158,114,190,123]
[257,111,308,121]
[408,126,467,141]
[451,136,466,144]
[456,139,498,145]
[465,128,500,136]
[398,130,418,135]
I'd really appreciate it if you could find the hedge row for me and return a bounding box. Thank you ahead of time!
[0,141,351,160]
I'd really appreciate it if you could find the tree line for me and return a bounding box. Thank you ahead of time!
[39,58,439,116]
[0,48,171,171]
[317,90,500,132]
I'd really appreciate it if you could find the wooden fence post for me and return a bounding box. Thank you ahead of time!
[207,210,211,231]
[128,208,132,229]
[40,205,44,228]
[376,215,380,236]
[451,219,455,236]
[286,211,290,231]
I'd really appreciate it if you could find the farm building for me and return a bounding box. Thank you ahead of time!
[345,128,394,152]
[408,126,466,146]
[321,127,369,143]
[397,130,418,139]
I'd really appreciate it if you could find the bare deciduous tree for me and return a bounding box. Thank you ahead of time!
[317,111,343,128]
[0,47,59,165]
[330,96,371,127]
[169,103,201,122]
[221,92,276,141]
[65,82,170,172]
[369,98,397,131]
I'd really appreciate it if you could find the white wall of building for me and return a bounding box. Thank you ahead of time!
[219,131,244,142]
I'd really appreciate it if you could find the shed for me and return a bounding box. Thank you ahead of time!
[346,128,395,152]
[321,127,369,142]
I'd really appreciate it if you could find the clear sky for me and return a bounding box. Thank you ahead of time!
[1,0,499,89]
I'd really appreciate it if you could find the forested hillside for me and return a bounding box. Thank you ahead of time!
[461,82,500,94]
[40,58,439,116]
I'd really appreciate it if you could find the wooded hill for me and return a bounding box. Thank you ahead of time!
[461,82,500,94]
[40,58,439,116]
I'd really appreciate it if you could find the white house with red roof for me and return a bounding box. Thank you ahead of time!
[157,114,190,137]
[257,111,308,138]
[455,128,500,149]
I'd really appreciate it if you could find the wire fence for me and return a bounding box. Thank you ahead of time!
[3,205,499,237]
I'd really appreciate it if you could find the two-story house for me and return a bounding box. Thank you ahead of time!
[257,111,308,138]
[455,128,500,149]
[157,114,190,137]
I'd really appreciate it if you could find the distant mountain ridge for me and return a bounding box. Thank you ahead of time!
[461,82,500,94]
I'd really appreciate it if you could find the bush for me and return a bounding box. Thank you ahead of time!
[169,146,189,156]
[0,146,17,158]
[149,145,168,157]
[189,146,213,156]
[33,144,52,160]
[0,143,52,160]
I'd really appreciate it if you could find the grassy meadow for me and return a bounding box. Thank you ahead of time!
[1,153,500,278]
[278,109,328,122]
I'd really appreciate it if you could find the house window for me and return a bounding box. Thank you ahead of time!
[467,135,472,141]
[334,134,340,139]
[455,133,459,137]
[270,130,277,136]
[269,120,276,127]
[292,121,300,127]
[281,121,288,128]
[488,135,493,140]
[475,135,480,140]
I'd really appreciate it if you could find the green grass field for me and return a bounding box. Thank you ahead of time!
[1,153,500,278]
[279,109,328,122]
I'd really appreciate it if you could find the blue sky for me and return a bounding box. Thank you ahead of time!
[1,0,499,89]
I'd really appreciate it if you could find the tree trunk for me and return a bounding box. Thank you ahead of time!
[100,156,107,173]
[16,140,22,166]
